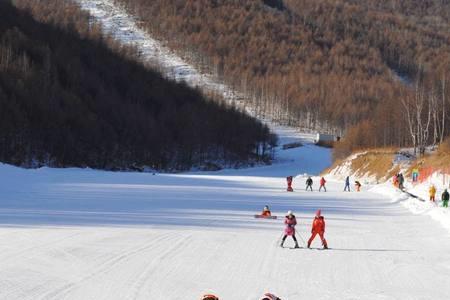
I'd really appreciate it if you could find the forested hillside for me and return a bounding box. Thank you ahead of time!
[116,0,450,157]
[0,0,273,170]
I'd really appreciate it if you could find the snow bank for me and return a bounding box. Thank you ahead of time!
[371,174,450,234]
[327,150,414,186]
[327,151,450,234]
[370,183,409,204]
[404,171,450,233]
[327,152,363,179]
[326,152,379,185]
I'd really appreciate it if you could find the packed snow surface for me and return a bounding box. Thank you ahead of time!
[1,1,448,299]
[1,133,450,299]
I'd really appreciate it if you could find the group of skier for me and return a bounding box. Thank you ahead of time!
[429,185,449,207]
[202,199,330,300]
[259,205,328,249]
[305,176,327,191]
[391,173,449,207]
[393,173,405,190]
[304,175,360,192]
[211,174,450,300]
[280,209,328,249]
[390,169,450,207]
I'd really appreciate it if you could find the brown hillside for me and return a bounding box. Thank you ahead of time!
[116,0,450,151]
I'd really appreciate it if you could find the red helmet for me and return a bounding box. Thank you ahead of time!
[316,209,321,217]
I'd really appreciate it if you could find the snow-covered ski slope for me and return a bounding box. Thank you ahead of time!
[1,134,450,299]
[1,1,448,299]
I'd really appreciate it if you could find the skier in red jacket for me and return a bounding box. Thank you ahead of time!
[319,177,327,192]
[307,209,328,249]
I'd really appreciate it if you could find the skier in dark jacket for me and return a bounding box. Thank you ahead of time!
[442,189,449,208]
[306,176,313,191]
[398,173,405,190]
[344,176,350,191]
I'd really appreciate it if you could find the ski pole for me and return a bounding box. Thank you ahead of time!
[276,232,284,246]
[297,232,306,247]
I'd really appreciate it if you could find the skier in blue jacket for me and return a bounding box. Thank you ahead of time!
[344,176,350,192]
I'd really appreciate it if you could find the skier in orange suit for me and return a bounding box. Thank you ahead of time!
[307,209,328,249]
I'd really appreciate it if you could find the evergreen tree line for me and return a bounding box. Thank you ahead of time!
[0,1,273,170]
[115,0,450,158]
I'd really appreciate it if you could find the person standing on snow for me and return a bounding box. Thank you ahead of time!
[398,173,405,190]
[393,174,399,188]
[429,185,437,202]
[306,176,313,191]
[355,180,362,192]
[307,209,328,249]
[281,211,300,248]
[344,176,351,191]
[319,177,327,192]
[442,189,449,208]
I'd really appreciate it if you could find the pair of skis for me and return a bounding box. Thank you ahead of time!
[281,245,330,250]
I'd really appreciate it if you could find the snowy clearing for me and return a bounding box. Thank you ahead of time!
[1,137,450,299]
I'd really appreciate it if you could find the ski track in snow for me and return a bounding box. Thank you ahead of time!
[1,155,450,299]
[1,1,450,299]
[74,0,244,106]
